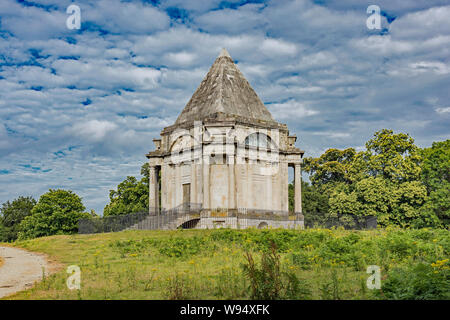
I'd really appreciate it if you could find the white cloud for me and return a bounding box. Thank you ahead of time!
[269,100,319,121]
[69,120,118,142]
[0,0,448,214]
[409,61,450,75]
[390,6,450,40]
[435,107,450,114]
[260,38,298,57]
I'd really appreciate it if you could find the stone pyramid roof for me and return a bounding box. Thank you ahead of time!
[175,49,276,125]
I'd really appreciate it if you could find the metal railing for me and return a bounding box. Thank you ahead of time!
[303,212,377,230]
[77,210,150,234]
[78,203,203,234]
[78,205,377,234]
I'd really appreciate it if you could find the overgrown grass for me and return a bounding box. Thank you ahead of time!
[1,227,449,300]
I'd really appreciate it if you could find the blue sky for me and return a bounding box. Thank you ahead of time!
[1,0,449,214]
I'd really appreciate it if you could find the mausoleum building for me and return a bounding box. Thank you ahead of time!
[146,49,304,228]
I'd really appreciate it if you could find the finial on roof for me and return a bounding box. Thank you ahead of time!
[218,48,231,58]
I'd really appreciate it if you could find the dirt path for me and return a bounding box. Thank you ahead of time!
[0,246,51,298]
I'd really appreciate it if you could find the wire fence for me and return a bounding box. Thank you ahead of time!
[78,204,203,234]
[303,212,377,230]
[78,204,377,234]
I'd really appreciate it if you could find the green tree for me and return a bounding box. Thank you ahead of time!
[364,129,422,182]
[305,129,439,228]
[289,181,330,214]
[303,148,358,185]
[18,189,90,239]
[103,163,149,216]
[329,178,428,227]
[0,196,36,242]
[327,130,430,227]
[419,140,450,227]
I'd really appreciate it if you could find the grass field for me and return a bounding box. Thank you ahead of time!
[1,227,449,300]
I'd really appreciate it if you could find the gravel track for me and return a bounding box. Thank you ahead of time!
[0,246,50,298]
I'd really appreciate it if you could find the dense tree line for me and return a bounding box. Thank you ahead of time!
[294,130,449,228]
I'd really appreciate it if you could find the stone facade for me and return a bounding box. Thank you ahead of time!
[146,49,304,227]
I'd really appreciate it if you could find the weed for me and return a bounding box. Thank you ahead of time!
[242,242,310,300]
[164,274,192,300]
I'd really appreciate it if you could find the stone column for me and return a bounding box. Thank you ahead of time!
[176,164,181,206]
[191,163,197,204]
[228,155,235,209]
[294,163,302,214]
[202,157,210,209]
[149,165,157,214]
[266,163,272,211]
[246,160,252,208]
[281,162,289,212]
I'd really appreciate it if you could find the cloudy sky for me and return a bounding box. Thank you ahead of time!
[1,0,449,214]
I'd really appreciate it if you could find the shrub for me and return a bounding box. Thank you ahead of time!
[214,267,247,299]
[157,236,207,258]
[18,189,90,239]
[319,268,343,300]
[379,261,449,300]
[164,273,193,300]
[290,252,312,270]
[242,242,311,300]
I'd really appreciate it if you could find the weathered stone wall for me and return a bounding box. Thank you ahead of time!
[157,122,295,212]
[196,217,303,229]
[147,50,304,218]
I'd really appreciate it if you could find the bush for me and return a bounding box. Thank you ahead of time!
[164,273,193,300]
[242,242,311,300]
[157,236,210,258]
[379,261,449,300]
[18,189,90,239]
[290,251,312,270]
[0,196,36,242]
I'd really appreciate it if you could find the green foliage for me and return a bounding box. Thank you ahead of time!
[289,181,330,216]
[379,262,449,300]
[211,228,296,252]
[103,163,149,216]
[319,268,343,300]
[8,228,449,300]
[164,273,193,300]
[17,189,90,239]
[420,140,450,227]
[157,236,208,258]
[0,196,36,242]
[214,267,248,299]
[303,148,357,185]
[330,178,428,227]
[109,239,151,258]
[364,129,422,182]
[305,129,448,228]
[242,243,311,300]
[109,236,212,259]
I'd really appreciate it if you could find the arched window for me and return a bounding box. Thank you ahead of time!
[245,132,271,149]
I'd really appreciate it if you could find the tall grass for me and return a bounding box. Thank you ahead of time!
[2,227,448,300]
